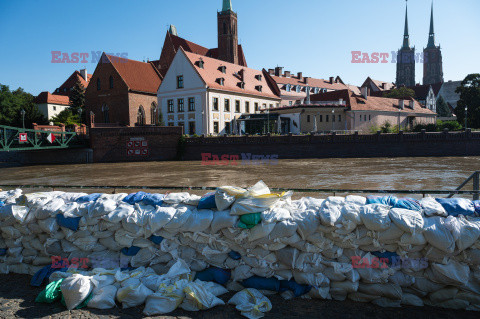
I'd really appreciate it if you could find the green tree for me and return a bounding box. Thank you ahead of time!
[455,73,480,128]
[50,108,81,126]
[436,95,452,117]
[0,84,47,128]
[69,80,85,123]
[158,109,165,126]
[384,87,416,99]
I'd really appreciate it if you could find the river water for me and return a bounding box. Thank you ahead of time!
[1,157,479,198]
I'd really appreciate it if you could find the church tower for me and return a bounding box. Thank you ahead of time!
[423,2,444,85]
[396,1,416,87]
[217,0,239,64]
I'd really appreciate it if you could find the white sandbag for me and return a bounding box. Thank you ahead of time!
[359,204,391,231]
[228,288,272,319]
[262,206,291,223]
[180,280,225,311]
[389,208,424,234]
[215,188,239,211]
[319,198,344,226]
[423,216,455,253]
[130,247,156,268]
[87,285,117,309]
[117,282,154,308]
[444,215,480,252]
[38,218,59,233]
[249,222,275,242]
[430,260,470,286]
[330,280,359,295]
[61,274,94,310]
[358,283,402,300]
[372,297,401,308]
[88,198,117,218]
[182,209,214,233]
[420,196,447,217]
[345,195,367,205]
[291,209,319,240]
[429,287,459,303]
[114,229,136,247]
[211,210,238,233]
[401,293,424,306]
[163,192,191,204]
[36,198,65,220]
[143,282,186,315]
[348,292,381,303]
[104,203,134,223]
[163,206,192,231]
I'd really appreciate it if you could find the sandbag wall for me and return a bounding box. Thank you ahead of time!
[2,182,480,311]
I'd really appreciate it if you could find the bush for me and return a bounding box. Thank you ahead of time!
[411,120,463,132]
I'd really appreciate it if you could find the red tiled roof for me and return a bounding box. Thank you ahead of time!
[206,45,248,67]
[182,49,279,100]
[310,89,436,115]
[105,54,162,94]
[270,74,349,91]
[170,33,210,56]
[34,91,70,105]
[54,71,92,96]
[370,82,443,100]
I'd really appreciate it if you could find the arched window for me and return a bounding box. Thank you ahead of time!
[97,78,101,91]
[109,76,113,89]
[223,22,227,34]
[137,106,146,126]
[101,104,109,123]
[151,102,158,125]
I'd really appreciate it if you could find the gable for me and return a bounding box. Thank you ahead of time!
[158,50,205,94]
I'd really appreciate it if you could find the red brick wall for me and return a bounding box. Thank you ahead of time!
[128,92,158,126]
[89,126,182,162]
[158,34,177,77]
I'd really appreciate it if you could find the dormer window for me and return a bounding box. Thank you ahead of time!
[255,74,262,81]
[296,85,301,93]
[255,85,262,92]
[219,65,226,73]
[238,82,245,89]
[218,78,225,86]
[285,84,291,92]
[314,87,319,94]
[198,58,204,69]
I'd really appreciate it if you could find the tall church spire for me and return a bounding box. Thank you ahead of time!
[427,2,436,48]
[402,1,410,49]
[222,0,232,12]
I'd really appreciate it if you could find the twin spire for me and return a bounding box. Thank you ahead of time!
[222,0,232,12]
[402,1,436,49]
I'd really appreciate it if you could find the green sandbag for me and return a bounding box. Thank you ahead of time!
[238,213,262,229]
[35,279,64,303]
[60,291,94,309]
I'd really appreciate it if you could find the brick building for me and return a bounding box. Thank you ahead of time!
[85,53,163,127]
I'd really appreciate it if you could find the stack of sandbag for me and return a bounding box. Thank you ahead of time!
[1,181,480,313]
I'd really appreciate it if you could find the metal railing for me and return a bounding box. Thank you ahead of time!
[448,171,480,200]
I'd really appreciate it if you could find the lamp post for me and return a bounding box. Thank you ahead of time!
[20,109,25,129]
[267,105,270,134]
[331,109,335,132]
[465,106,468,130]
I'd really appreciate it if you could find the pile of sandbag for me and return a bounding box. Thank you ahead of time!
[1,181,480,314]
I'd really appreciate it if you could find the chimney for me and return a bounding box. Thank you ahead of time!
[80,69,88,82]
[268,69,275,75]
[329,76,334,84]
[284,71,291,77]
[361,86,369,99]
[275,67,283,76]
[399,100,405,110]
[304,77,310,85]
[238,69,245,81]
[297,72,303,81]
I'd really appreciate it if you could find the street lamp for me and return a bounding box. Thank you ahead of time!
[20,109,25,129]
[465,106,468,130]
[331,109,335,132]
[267,105,270,134]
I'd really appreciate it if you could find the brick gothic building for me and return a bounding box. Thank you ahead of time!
[85,53,163,127]
[423,3,444,85]
[396,2,415,87]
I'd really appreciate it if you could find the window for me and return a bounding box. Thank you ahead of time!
[178,98,184,112]
[286,84,291,92]
[239,82,245,89]
[109,76,113,89]
[225,122,231,134]
[326,115,329,122]
[167,99,174,113]
[235,100,240,113]
[188,97,195,111]
[338,115,341,122]
[102,104,109,123]
[213,121,219,134]
[296,86,301,93]
[176,75,184,89]
[256,85,263,92]
[263,104,267,111]
[269,104,273,110]
[245,101,250,113]
[137,106,145,125]
[289,101,293,106]
[168,122,174,126]
[369,115,371,121]
[332,114,336,122]
[255,103,259,112]
[97,78,101,90]
[307,115,311,123]
[219,66,226,73]
[53,106,57,111]
[224,99,230,112]
[255,74,262,81]
[198,59,204,69]
[314,88,319,94]
[319,115,323,122]
[151,102,158,124]
[178,122,185,133]
[189,122,196,135]
[219,78,225,86]
[364,115,367,121]
[213,97,219,111]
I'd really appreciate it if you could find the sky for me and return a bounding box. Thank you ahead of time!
[0,0,479,96]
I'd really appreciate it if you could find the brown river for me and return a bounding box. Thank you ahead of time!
[1,157,479,199]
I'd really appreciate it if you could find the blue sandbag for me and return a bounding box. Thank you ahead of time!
[197,193,216,210]
[0,248,6,256]
[474,200,480,214]
[395,198,422,211]
[366,195,398,207]
[435,198,475,217]
[123,192,148,205]
[149,235,164,245]
[56,214,81,231]
[0,201,4,207]
[121,246,141,256]
[31,265,67,287]
[76,193,102,203]
[195,267,231,285]
[228,251,241,260]
[371,251,399,265]
[142,194,165,207]
[280,279,312,297]
[242,276,280,292]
